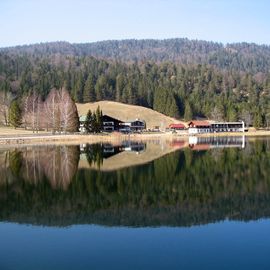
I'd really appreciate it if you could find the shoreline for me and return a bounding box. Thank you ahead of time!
[0,130,269,147]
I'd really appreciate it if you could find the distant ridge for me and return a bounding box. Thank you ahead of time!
[1,38,270,73]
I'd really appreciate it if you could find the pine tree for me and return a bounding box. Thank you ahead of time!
[116,74,125,102]
[227,106,237,121]
[96,106,102,132]
[84,74,96,102]
[184,101,193,121]
[74,72,84,103]
[253,109,263,128]
[85,109,92,133]
[92,112,97,133]
[9,100,22,128]
[168,95,179,118]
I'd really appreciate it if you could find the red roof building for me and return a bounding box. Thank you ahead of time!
[188,120,211,134]
[188,121,210,128]
[169,123,186,130]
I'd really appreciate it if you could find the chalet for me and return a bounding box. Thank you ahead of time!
[79,114,124,132]
[188,120,211,134]
[102,115,123,132]
[119,119,146,132]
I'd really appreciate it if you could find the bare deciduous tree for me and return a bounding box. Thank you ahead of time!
[210,106,224,121]
[21,88,78,133]
[58,88,79,133]
[45,88,60,133]
[22,91,43,132]
[0,91,13,125]
[240,109,253,127]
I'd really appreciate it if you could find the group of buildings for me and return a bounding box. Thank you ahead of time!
[79,114,146,133]
[79,113,246,134]
[169,120,246,134]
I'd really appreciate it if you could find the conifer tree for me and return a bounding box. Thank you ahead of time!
[85,109,92,133]
[84,75,96,102]
[96,106,102,132]
[92,112,97,133]
[184,101,193,121]
[9,100,22,128]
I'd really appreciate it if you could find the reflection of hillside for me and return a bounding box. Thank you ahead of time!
[0,138,269,227]
[78,137,246,171]
[79,140,188,171]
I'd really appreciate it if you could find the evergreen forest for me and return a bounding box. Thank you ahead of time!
[1,38,270,126]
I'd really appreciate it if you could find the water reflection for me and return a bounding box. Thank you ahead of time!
[0,145,79,190]
[0,136,269,227]
[80,141,146,169]
[189,136,246,149]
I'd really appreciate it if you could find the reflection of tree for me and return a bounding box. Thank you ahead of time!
[9,150,23,176]
[43,146,79,190]
[85,144,104,169]
[9,145,80,190]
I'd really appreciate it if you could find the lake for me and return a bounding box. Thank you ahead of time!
[0,136,270,270]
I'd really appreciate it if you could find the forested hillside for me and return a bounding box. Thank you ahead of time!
[0,38,270,127]
[2,39,270,73]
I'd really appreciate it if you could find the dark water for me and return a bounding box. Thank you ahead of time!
[0,137,270,270]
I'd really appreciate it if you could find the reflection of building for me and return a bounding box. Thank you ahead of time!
[80,141,146,160]
[102,143,123,158]
[120,141,146,153]
[169,140,188,150]
[189,136,246,149]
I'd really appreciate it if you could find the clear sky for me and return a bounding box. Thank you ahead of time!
[0,0,270,47]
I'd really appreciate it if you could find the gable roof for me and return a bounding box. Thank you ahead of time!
[169,123,186,129]
[102,114,123,123]
[188,120,210,127]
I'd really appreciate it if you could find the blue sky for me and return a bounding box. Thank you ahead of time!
[0,0,269,47]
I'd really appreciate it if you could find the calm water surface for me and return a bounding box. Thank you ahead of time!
[0,136,270,270]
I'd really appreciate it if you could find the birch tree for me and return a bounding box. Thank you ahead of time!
[58,88,79,133]
[45,88,60,133]
[23,92,43,132]
[0,91,13,125]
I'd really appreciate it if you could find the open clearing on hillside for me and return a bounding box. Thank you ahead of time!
[76,101,183,129]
